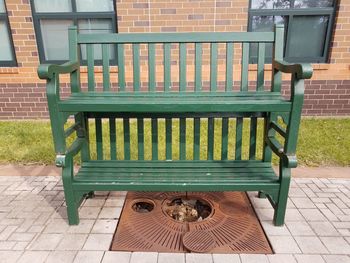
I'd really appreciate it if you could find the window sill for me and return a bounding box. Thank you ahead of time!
[248,63,330,71]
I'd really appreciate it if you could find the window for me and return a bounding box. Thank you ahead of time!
[31,0,117,64]
[0,0,17,66]
[248,0,337,63]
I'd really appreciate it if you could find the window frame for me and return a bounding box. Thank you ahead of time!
[30,0,118,65]
[0,1,17,67]
[248,0,338,63]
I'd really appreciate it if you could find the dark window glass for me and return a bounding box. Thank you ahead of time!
[40,20,73,60]
[0,0,17,66]
[293,0,333,8]
[33,0,72,12]
[250,16,287,61]
[251,0,333,9]
[31,0,117,64]
[76,0,114,12]
[0,21,14,61]
[251,0,291,9]
[249,0,336,63]
[78,19,115,60]
[287,15,329,58]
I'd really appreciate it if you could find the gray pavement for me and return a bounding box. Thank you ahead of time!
[0,170,349,262]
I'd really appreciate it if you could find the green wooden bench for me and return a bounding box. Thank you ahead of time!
[38,25,312,226]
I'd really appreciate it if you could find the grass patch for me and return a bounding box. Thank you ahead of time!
[0,118,349,166]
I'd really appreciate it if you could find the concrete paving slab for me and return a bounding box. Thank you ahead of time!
[0,175,349,262]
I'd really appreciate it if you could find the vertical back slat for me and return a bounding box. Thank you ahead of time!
[221,117,229,160]
[133,44,140,91]
[117,44,125,91]
[210,43,218,92]
[257,43,265,91]
[102,44,110,91]
[152,118,158,160]
[95,118,103,160]
[207,118,214,160]
[249,117,257,160]
[225,43,233,91]
[164,43,171,92]
[87,44,95,91]
[165,118,172,160]
[68,26,80,93]
[137,118,144,160]
[241,43,249,92]
[272,25,284,92]
[179,43,186,92]
[193,118,200,160]
[123,118,130,160]
[109,118,116,160]
[148,43,156,92]
[235,117,243,160]
[195,43,202,92]
[179,118,186,160]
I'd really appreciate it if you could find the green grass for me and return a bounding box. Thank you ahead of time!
[0,118,349,166]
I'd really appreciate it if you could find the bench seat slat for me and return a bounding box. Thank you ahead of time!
[76,174,276,181]
[79,167,274,174]
[73,160,278,191]
[72,182,279,192]
[69,91,282,98]
[81,160,272,168]
[58,93,291,112]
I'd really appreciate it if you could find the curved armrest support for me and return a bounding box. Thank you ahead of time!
[55,138,85,167]
[265,136,298,168]
[38,61,80,80]
[274,60,313,79]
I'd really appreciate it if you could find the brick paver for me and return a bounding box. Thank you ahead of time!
[0,176,349,262]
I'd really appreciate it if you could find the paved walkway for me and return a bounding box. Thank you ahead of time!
[0,174,349,262]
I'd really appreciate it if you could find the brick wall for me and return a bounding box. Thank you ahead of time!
[0,0,349,119]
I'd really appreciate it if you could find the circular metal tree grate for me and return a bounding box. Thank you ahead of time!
[111,191,272,254]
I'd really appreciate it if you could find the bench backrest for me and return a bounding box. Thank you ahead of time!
[69,25,284,94]
[68,26,285,162]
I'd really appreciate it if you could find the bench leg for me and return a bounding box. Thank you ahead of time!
[86,191,95,198]
[273,164,291,226]
[62,161,80,225]
[258,191,267,198]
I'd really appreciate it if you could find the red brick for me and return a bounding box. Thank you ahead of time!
[306,110,323,114]
[322,109,338,114]
[133,3,149,8]
[216,2,231,7]
[318,100,334,105]
[337,109,350,114]
[315,90,331,95]
[334,99,349,105]
[160,9,176,15]
[188,14,204,20]
[330,89,346,94]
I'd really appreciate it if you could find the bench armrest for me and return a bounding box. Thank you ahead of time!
[273,60,313,80]
[38,61,80,80]
[266,60,312,169]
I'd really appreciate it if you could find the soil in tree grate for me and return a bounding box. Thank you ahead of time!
[111,191,273,254]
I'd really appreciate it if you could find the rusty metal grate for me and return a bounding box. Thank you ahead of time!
[111,192,272,254]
